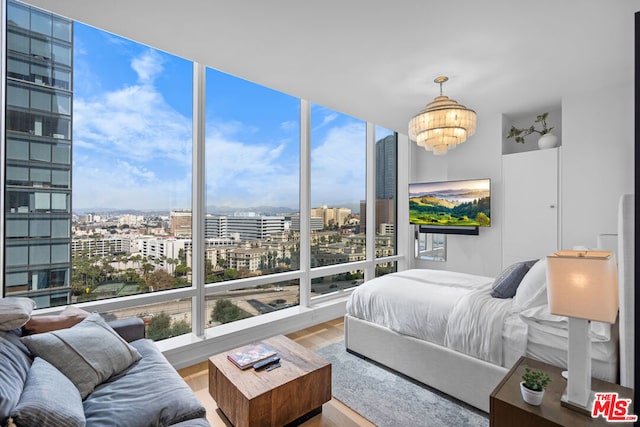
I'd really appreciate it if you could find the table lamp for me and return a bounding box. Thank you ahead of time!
[546,250,618,414]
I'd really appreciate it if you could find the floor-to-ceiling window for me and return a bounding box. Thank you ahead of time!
[2,0,399,343]
[203,68,301,325]
[309,105,366,292]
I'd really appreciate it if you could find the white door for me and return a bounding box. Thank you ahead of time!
[502,148,559,268]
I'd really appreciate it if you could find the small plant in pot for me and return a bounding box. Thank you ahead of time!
[506,112,558,149]
[520,367,551,406]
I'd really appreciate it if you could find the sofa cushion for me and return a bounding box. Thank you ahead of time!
[20,312,141,399]
[0,330,32,426]
[0,298,35,331]
[9,357,85,427]
[83,338,207,427]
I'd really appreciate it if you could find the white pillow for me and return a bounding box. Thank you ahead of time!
[0,297,36,331]
[513,259,548,310]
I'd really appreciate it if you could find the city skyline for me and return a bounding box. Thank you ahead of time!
[72,22,392,212]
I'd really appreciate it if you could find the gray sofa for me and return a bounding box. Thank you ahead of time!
[0,316,210,427]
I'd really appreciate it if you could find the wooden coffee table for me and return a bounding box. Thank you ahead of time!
[208,335,332,427]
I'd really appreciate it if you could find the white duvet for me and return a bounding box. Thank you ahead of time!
[346,269,513,365]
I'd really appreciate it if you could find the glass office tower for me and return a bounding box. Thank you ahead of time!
[3,0,73,307]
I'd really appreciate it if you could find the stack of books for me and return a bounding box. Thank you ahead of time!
[227,343,278,370]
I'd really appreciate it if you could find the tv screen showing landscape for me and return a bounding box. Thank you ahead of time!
[409,179,491,227]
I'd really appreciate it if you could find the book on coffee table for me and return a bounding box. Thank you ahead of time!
[227,343,277,370]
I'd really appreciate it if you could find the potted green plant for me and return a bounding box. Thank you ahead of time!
[520,367,551,406]
[506,112,558,149]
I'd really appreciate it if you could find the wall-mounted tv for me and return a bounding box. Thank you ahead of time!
[409,178,491,228]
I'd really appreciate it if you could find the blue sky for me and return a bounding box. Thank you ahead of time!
[72,22,392,213]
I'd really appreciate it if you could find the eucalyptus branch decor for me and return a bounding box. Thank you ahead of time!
[507,112,554,144]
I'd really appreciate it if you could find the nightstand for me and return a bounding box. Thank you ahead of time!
[490,356,634,426]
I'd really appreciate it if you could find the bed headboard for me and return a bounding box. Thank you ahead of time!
[618,194,634,388]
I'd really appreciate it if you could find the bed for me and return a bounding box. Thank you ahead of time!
[344,194,634,413]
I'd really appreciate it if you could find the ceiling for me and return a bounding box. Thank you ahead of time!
[20,0,639,134]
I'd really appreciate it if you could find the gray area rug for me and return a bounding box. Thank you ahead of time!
[316,341,489,427]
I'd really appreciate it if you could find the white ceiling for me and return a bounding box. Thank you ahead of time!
[20,0,639,134]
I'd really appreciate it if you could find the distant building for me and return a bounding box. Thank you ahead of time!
[289,214,324,232]
[376,135,396,200]
[204,213,286,241]
[2,1,73,307]
[311,206,351,227]
[72,236,132,257]
[205,214,228,238]
[136,238,189,273]
[118,214,144,227]
[170,210,192,237]
[361,134,397,234]
[378,223,395,235]
[226,213,285,241]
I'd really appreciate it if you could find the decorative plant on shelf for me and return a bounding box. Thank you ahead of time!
[506,112,554,144]
[520,367,551,406]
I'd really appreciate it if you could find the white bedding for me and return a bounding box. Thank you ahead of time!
[346,269,515,366]
[346,269,493,346]
[346,267,618,378]
[444,283,513,365]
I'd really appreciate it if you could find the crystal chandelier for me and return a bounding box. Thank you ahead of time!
[408,76,477,156]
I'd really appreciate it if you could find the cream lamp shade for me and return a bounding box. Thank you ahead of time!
[546,250,618,324]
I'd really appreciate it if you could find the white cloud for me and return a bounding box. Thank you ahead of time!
[72,49,191,210]
[72,49,365,211]
[131,50,164,84]
[280,120,298,132]
[312,111,339,132]
[74,83,191,165]
[205,124,298,208]
[311,121,366,207]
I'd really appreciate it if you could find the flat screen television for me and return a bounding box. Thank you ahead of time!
[409,178,491,228]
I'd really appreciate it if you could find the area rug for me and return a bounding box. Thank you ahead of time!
[316,341,489,427]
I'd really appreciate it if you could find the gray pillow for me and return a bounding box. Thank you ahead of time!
[10,357,85,427]
[491,261,534,299]
[0,297,35,331]
[20,312,141,399]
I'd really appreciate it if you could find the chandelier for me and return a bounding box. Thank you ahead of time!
[408,76,477,156]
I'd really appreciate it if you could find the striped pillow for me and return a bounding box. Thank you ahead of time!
[21,312,141,399]
[10,357,85,427]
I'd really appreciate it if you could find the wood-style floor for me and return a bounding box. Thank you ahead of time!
[178,317,375,427]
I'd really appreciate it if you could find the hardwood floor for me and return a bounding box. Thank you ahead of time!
[178,317,375,427]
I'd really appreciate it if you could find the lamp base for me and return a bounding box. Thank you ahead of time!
[560,386,595,415]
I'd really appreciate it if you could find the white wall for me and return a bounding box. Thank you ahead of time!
[409,111,504,277]
[407,82,633,277]
[561,82,634,249]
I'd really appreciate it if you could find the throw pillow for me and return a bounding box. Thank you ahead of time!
[513,259,548,310]
[20,312,142,399]
[0,298,36,331]
[490,261,533,298]
[9,357,85,427]
[23,306,91,335]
